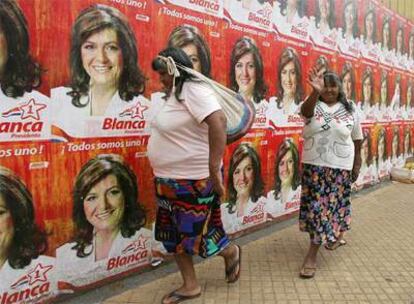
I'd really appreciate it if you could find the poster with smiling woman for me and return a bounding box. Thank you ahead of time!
[48,0,153,141]
[220,130,268,236]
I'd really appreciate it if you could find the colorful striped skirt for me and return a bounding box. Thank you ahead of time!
[154,177,230,258]
[299,164,352,245]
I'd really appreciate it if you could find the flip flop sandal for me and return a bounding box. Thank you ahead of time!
[325,239,347,250]
[161,290,201,304]
[299,266,316,279]
[225,244,242,284]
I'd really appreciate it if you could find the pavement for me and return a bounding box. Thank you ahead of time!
[60,181,414,304]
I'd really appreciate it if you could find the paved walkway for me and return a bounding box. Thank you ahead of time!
[62,182,414,304]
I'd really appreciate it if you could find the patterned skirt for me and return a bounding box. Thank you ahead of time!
[299,164,352,245]
[154,177,230,258]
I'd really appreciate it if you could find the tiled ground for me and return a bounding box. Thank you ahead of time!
[63,182,414,304]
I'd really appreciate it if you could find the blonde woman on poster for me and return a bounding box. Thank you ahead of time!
[0,166,55,302]
[221,143,267,234]
[272,0,310,42]
[56,155,152,290]
[51,5,151,139]
[390,75,402,120]
[0,0,50,142]
[265,138,301,218]
[267,47,304,128]
[353,131,376,191]
[376,128,390,181]
[229,37,268,128]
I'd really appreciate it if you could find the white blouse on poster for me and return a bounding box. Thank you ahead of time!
[265,186,301,218]
[220,196,267,235]
[267,97,303,128]
[56,228,152,289]
[51,87,152,139]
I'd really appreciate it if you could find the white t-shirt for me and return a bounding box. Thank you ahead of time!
[302,101,363,170]
[147,81,221,179]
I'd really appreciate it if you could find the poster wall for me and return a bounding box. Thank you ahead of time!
[0,0,413,302]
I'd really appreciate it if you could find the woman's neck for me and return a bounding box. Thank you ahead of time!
[90,84,117,116]
[286,7,296,22]
[94,228,119,261]
[236,194,249,217]
[282,95,294,110]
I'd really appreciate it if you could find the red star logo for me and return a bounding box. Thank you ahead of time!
[27,263,53,285]
[20,98,47,120]
[252,202,265,214]
[130,102,149,119]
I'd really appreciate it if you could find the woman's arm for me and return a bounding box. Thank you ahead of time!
[352,139,362,182]
[301,66,325,118]
[204,110,227,198]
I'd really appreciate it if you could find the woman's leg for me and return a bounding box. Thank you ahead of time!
[300,241,320,278]
[162,253,201,304]
[219,244,241,282]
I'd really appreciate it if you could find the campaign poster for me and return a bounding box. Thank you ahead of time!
[406,74,414,121]
[390,123,404,168]
[0,1,51,144]
[47,0,154,141]
[51,145,155,292]
[0,143,56,303]
[304,47,337,95]
[378,5,396,68]
[402,121,413,160]
[272,0,312,43]
[223,0,274,33]
[220,130,268,237]
[359,0,381,62]
[308,0,339,52]
[266,38,309,129]
[152,0,226,84]
[372,123,392,181]
[390,69,404,121]
[377,66,393,122]
[337,54,361,106]
[358,59,379,123]
[408,22,414,68]
[223,23,273,129]
[353,123,377,191]
[265,128,302,220]
[394,14,408,70]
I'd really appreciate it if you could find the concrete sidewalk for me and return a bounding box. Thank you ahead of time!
[62,182,414,304]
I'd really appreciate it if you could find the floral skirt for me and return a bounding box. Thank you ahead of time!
[299,164,352,245]
[154,177,230,258]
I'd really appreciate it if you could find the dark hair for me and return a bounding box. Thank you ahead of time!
[361,68,373,108]
[391,127,400,158]
[315,0,335,31]
[273,138,300,200]
[226,143,264,214]
[151,47,195,101]
[230,36,268,103]
[342,0,358,39]
[380,70,389,107]
[276,47,303,108]
[340,62,356,101]
[168,24,211,78]
[381,16,392,51]
[322,71,353,113]
[68,4,146,107]
[0,166,47,269]
[363,7,377,44]
[376,128,388,163]
[396,25,404,54]
[72,154,146,258]
[279,0,307,19]
[0,0,41,98]
[362,130,373,166]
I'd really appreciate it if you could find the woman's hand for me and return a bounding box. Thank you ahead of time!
[307,66,325,93]
[351,163,361,182]
[210,169,225,200]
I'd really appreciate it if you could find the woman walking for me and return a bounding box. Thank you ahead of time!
[148,47,241,304]
[299,68,363,278]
